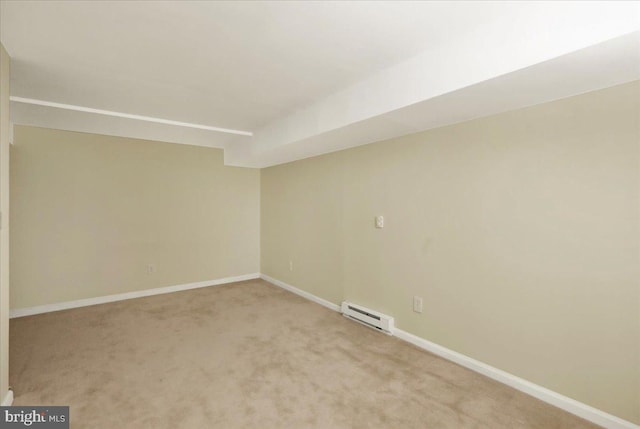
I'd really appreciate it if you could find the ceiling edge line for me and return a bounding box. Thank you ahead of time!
[9,96,254,136]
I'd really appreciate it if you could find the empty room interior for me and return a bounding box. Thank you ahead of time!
[0,1,639,428]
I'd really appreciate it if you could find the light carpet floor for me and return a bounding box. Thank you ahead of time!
[10,279,600,428]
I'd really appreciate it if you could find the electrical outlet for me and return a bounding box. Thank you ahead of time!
[147,264,156,275]
[289,260,294,271]
[413,296,423,313]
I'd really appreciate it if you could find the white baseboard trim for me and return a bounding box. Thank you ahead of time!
[259,274,341,312]
[9,273,261,318]
[2,389,13,406]
[258,273,639,429]
[393,329,638,429]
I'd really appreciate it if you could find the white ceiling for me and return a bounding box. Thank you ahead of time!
[1,1,496,130]
[1,1,639,167]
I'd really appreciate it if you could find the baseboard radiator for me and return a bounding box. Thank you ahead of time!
[341,302,394,335]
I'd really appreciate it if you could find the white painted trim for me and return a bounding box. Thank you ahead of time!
[257,273,639,429]
[9,97,253,137]
[2,389,13,406]
[259,274,340,312]
[9,273,260,318]
[394,329,639,429]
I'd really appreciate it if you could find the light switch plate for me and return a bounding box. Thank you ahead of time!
[413,296,423,313]
[375,215,384,228]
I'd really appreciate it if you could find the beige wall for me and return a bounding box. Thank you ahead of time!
[261,151,345,304]
[262,81,640,424]
[0,43,11,403]
[10,126,260,309]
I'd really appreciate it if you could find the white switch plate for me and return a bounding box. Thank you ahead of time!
[413,296,423,313]
[375,215,384,228]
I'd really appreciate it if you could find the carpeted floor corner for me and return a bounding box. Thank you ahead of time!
[9,279,600,428]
